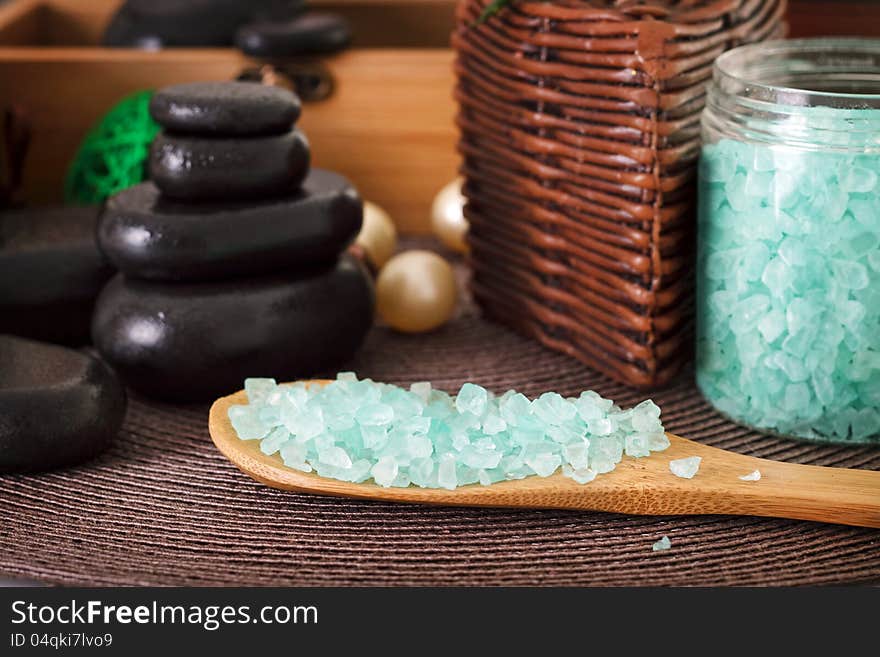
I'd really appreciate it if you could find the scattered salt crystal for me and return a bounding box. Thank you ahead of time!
[669,456,702,479]
[739,470,761,482]
[652,536,672,552]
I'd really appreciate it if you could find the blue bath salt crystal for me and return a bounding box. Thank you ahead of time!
[228,404,270,440]
[669,456,702,479]
[228,374,670,489]
[697,122,880,444]
[652,536,672,552]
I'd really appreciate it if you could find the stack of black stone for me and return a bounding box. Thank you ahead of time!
[92,81,374,403]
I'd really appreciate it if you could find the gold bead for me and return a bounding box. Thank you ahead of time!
[431,177,468,254]
[376,250,458,333]
[356,201,398,270]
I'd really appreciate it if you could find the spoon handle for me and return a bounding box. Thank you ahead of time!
[650,437,880,529]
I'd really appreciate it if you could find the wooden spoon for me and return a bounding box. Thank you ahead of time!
[208,381,880,529]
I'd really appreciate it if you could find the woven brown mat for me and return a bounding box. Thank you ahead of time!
[1,252,879,586]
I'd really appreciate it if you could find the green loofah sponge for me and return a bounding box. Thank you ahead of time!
[64,90,160,206]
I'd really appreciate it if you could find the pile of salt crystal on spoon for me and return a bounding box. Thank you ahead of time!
[228,373,673,490]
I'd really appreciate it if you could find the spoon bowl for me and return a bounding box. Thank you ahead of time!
[209,381,880,528]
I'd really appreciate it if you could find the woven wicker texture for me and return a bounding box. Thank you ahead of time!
[455,0,786,388]
[1,254,878,586]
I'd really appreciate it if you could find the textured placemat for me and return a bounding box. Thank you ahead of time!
[1,250,878,586]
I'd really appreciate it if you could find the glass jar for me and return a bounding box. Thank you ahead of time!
[697,38,880,444]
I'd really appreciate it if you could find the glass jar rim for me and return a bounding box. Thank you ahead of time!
[714,38,880,110]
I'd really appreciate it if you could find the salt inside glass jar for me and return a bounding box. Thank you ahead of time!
[697,39,880,444]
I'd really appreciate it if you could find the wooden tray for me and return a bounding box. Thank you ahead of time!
[0,0,458,233]
[0,0,874,232]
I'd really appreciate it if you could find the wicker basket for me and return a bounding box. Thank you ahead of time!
[454,0,786,387]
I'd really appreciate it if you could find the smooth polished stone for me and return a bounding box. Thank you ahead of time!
[236,13,351,57]
[252,0,307,21]
[149,81,301,136]
[149,129,309,201]
[91,256,374,402]
[102,6,164,48]
[0,335,126,473]
[102,0,290,48]
[0,206,114,345]
[99,170,361,281]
